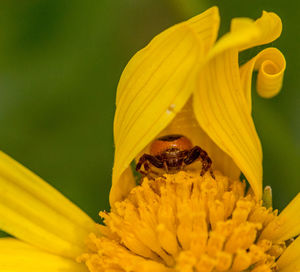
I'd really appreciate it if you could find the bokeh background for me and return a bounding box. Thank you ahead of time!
[0,0,299,237]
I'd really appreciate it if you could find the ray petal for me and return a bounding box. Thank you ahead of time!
[193,11,283,200]
[194,49,262,199]
[232,11,282,52]
[277,236,300,271]
[0,152,98,259]
[240,47,286,111]
[0,237,87,272]
[260,193,300,242]
[111,7,220,204]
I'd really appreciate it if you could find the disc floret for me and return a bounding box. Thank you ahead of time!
[80,171,286,272]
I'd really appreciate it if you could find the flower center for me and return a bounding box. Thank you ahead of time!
[79,171,286,272]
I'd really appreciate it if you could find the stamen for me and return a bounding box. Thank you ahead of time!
[79,171,289,271]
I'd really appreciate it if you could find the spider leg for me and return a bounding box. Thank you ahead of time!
[144,161,161,179]
[136,154,164,180]
[136,155,151,182]
[145,154,164,168]
[163,161,169,173]
[184,146,214,179]
[143,161,150,171]
[136,154,148,173]
[136,160,155,182]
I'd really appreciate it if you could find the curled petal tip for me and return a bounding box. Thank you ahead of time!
[255,48,286,98]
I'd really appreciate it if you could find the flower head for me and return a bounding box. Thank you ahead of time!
[111,7,286,204]
[0,152,299,271]
[80,171,299,272]
[0,6,297,272]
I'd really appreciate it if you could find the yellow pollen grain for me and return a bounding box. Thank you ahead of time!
[79,171,288,272]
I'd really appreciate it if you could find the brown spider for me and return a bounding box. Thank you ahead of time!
[136,134,214,179]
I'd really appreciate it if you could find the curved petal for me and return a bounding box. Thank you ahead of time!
[193,11,283,200]
[0,238,87,272]
[207,18,259,59]
[231,11,282,51]
[0,152,98,259]
[111,7,220,205]
[277,236,300,271]
[240,47,286,111]
[194,49,262,199]
[260,193,300,242]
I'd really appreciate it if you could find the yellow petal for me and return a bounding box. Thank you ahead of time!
[260,193,300,242]
[111,7,220,205]
[279,262,300,272]
[194,49,263,199]
[277,236,300,271]
[231,11,282,51]
[240,47,286,111]
[207,18,260,58]
[0,151,98,259]
[193,11,283,200]
[109,165,136,206]
[0,238,87,272]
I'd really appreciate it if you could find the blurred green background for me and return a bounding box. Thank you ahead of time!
[0,0,298,236]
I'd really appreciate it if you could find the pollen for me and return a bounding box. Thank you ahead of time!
[79,171,287,272]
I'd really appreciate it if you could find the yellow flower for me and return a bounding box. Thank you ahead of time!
[0,6,298,272]
[81,172,300,272]
[0,153,299,271]
[111,6,286,204]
